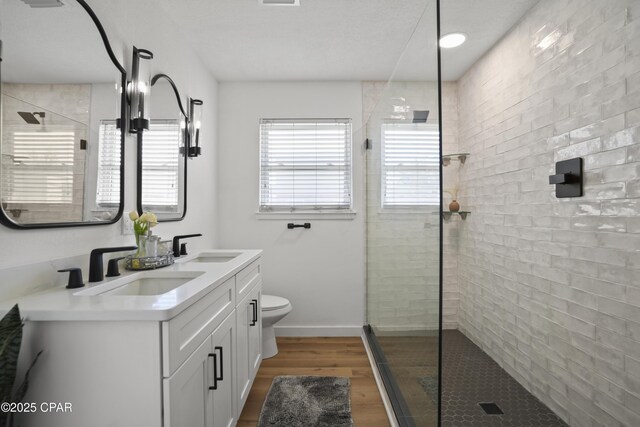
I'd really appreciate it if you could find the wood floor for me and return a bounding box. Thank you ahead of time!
[238,337,391,427]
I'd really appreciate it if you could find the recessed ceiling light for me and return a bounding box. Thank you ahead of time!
[260,0,300,6]
[439,33,467,49]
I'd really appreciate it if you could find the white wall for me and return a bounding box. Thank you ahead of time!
[218,82,365,336]
[457,0,640,425]
[0,0,218,272]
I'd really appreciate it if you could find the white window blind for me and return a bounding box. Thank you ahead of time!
[259,118,352,211]
[1,129,75,203]
[141,120,181,211]
[96,121,121,207]
[382,123,440,207]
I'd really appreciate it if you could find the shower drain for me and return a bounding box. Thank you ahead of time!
[479,402,504,415]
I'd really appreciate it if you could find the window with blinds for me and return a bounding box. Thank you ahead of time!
[96,121,121,207]
[259,118,352,211]
[141,120,182,211]
[1,129,75,203]
[381,123,440,207]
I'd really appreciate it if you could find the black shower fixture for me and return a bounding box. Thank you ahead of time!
[17,111,45,125]
[549,157,583,198]
[413,110,429,123]
[19,0,64,7]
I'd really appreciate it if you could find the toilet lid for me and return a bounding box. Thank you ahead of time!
[262,295,290,311]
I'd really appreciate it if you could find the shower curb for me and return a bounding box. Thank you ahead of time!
[361,328,400,427]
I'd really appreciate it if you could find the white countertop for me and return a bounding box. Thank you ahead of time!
[0,249,262,322]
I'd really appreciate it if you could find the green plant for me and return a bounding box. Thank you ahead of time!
[0,304,42,427]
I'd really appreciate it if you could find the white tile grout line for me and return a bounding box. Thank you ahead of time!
[360,329,400,427]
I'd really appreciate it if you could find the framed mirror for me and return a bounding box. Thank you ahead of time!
[137,74,187,221]
[0,0,126,228]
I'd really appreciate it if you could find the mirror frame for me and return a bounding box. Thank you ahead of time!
[136,73,188,222]
[0,0,127,229]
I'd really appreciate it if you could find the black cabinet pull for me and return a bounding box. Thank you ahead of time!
[249,301,256,326]
[208,353,218,390]
[215,346,223,382]
[250,299,258,326]
[252,298,258,324]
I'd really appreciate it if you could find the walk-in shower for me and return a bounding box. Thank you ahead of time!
[362,0,640,426]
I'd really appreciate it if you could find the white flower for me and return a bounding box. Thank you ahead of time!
[129,210,139,221]
[147,212,158,227]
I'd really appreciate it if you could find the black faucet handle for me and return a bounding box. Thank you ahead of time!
[58,268,85,289]
[180,243,188,256]
[106,257,127,278]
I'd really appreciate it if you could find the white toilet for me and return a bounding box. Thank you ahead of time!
[261,294,292,359]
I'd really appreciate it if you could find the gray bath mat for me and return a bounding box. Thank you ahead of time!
[258,375,354,427]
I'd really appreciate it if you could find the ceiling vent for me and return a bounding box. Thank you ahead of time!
[260,0,300,6]
[20,0,64,7]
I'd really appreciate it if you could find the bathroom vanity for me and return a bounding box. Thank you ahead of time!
[3,250,262,427]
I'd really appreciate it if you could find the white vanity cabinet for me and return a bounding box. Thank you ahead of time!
[236,284,262,410]
[17,254,263,427]
[163,312,236,427]
[163,261,262,427]
[163,333,213,427]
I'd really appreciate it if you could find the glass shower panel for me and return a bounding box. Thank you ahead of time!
[364,1,441,426]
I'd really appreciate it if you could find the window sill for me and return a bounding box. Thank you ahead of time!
[255,210,357,220]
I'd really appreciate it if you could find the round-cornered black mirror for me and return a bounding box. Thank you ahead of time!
[0,0,126,228]
[137,74,188,221]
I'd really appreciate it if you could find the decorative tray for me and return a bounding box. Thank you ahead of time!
[125,253,174,271]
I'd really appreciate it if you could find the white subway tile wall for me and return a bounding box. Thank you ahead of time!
[457,0,640,425]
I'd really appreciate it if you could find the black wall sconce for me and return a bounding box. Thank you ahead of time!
[549,158,583,198]
[128,46,154,133]
[187,98,203,157]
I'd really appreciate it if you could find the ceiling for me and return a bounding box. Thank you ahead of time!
[1,0,118,83]
[157,0,539,82]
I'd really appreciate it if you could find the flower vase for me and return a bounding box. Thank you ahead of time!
[135,233,147,258]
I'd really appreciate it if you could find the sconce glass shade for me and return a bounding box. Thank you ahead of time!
[188,98,203,157]
[129,46,153,133]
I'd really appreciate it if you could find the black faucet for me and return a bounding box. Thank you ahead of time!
[89,246,137,282]
[172,234,202,258]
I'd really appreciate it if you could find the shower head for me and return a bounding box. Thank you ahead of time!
[413,110,429,123]
[17,111,45,125]
[19,0,64,8]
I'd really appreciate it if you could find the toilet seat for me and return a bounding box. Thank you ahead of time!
[262,295,290,311]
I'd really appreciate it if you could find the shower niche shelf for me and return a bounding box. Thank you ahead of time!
[442,211,470,220]
[442,153,470,166]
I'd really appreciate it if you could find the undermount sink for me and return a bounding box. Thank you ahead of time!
[187,251,242,263]
[75,271,204,296]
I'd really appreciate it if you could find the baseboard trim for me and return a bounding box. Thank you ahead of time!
[274,325,362,337]
[361,328,400,427]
